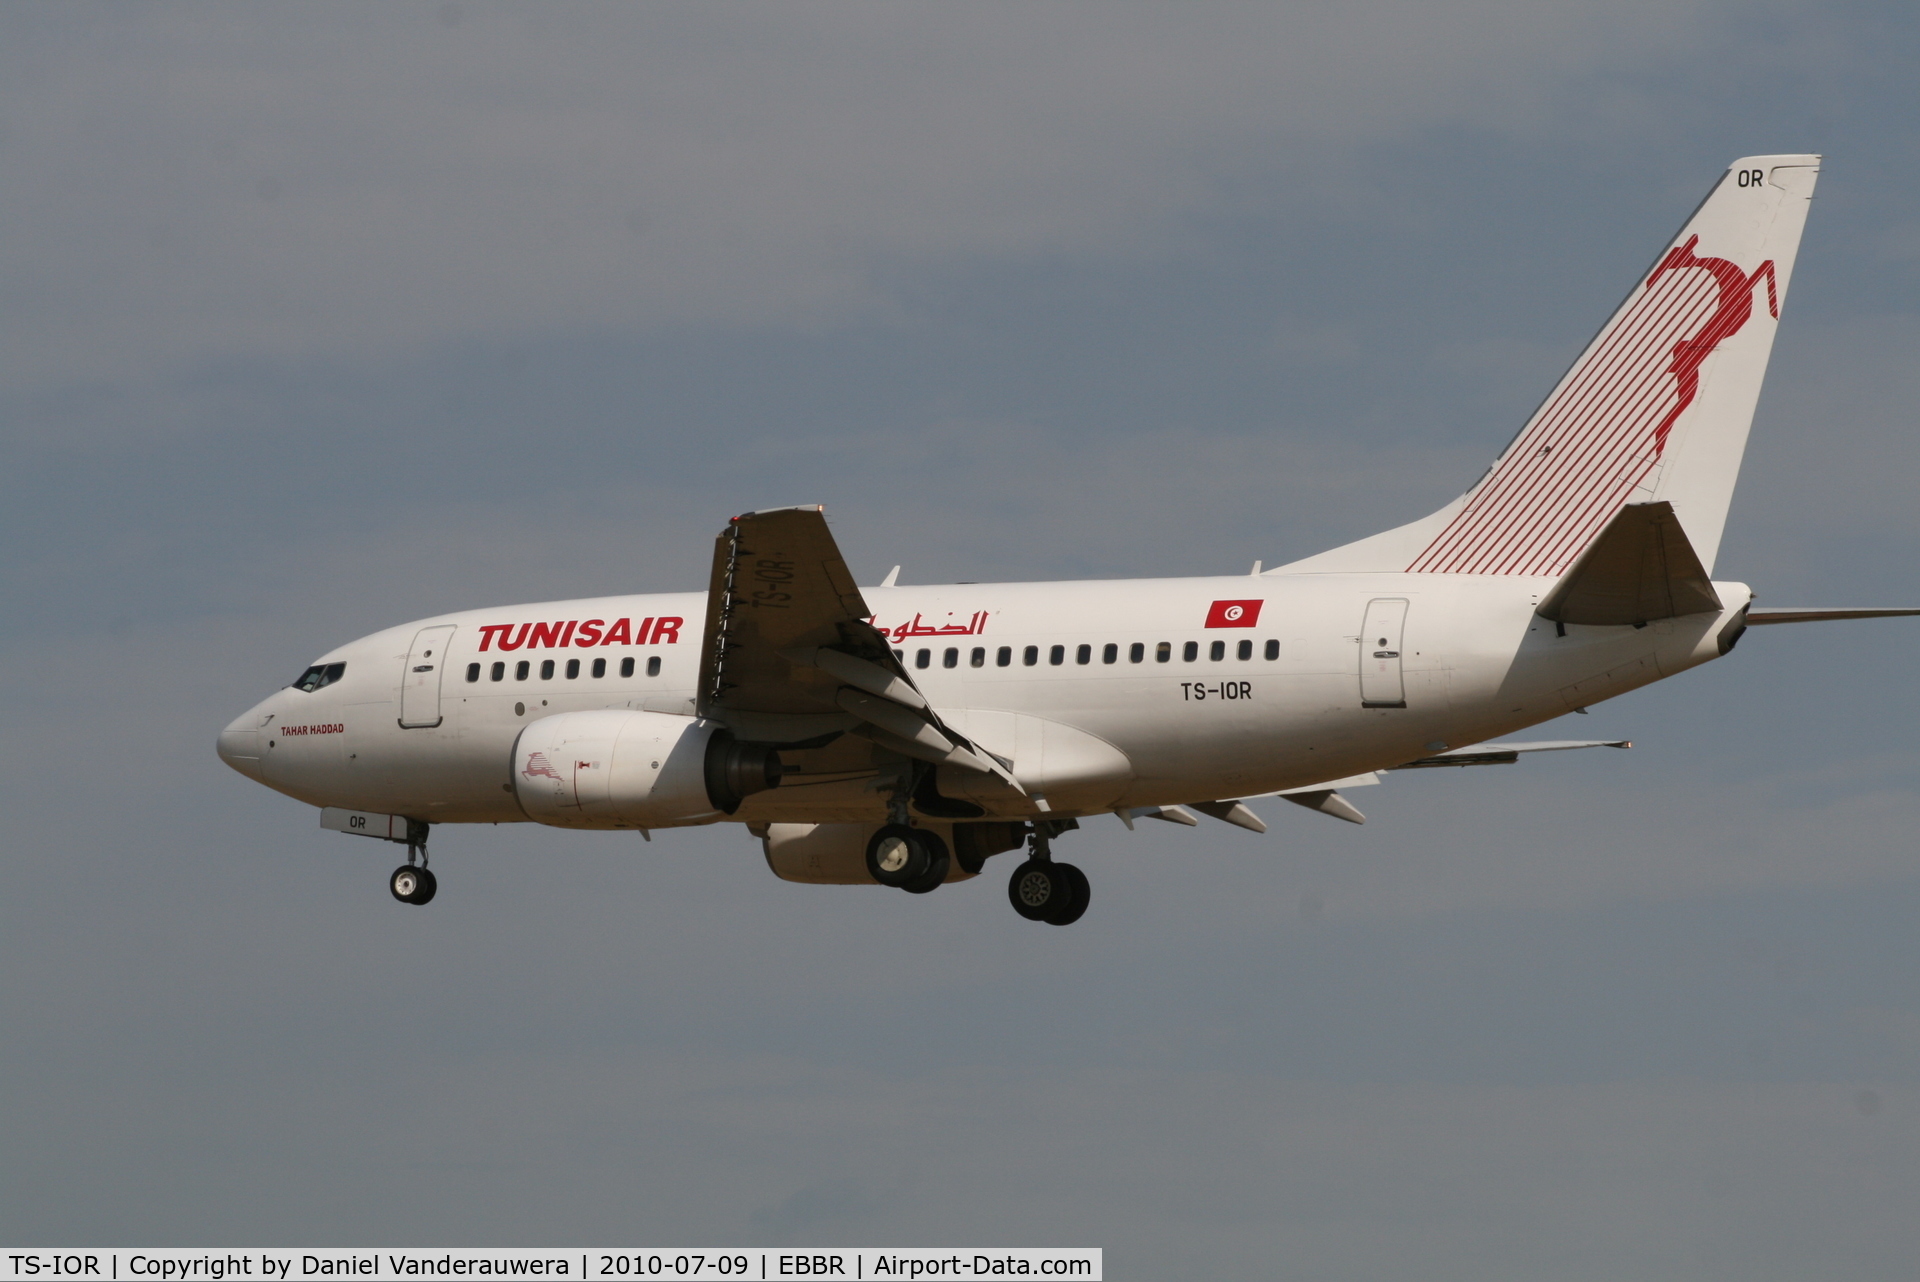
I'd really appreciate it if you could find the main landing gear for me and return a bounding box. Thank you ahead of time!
[1007,823,1088,926]
[389,823,436,906]
[864,823,952,895]
[863,789,1090,924]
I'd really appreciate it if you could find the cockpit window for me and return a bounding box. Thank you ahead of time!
[292,662,346,693]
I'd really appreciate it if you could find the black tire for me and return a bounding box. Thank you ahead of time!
[411,867,439,905]
[1046,862,1088,926]
[390,865,424,904]
[901,831,952,894]
[1007,858,1065,921]
[866,823,931,889]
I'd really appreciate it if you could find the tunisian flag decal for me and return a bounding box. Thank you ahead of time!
[1205,599,1263,628]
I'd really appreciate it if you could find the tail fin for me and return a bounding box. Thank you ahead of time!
[1280,155,1819,576]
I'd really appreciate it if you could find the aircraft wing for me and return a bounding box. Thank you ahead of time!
[697,505,879,723]
[696,507,1004,774]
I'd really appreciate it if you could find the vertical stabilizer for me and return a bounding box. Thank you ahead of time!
[1279,155,1818,576]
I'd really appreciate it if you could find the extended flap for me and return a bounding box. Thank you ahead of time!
[1536,501,1722,626]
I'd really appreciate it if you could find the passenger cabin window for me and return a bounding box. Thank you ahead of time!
[1237,639,1253,661]
[1075,644,1091,665]
[1183,641,1199,662]
[1049,645,1065,666]
[592,657,606,678]
[1156,642,1171,663]
[490,661,506,682]
[1023,646,1039,666]
[1210,640,1225,661]
[1265,639,1280,660]
[646,655,661,677]
[971,647,986,668]
[997,646,1012,667]
[565,658,580,679]
[620,657,635,678]
[1103,643,1118,664]
[291,662,346,693]
[1129,643,1144,663]
[466,663,481,683]
[944,647,959,669]
[915,648,931,669]
[515,660,530,680]
[540,659,556,680]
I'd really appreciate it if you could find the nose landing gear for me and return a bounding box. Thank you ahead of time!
[389,823,436,905]
[389,863,437,905]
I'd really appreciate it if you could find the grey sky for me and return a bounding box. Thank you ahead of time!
[5,3,1920,1276]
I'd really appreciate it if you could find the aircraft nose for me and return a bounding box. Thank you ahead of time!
[217,711,265,780]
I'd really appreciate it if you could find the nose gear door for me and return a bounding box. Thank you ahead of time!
[1359,598,1409,708]
[400,625,457,728]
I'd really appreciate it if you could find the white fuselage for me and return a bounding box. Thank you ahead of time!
[217,572,1750,826]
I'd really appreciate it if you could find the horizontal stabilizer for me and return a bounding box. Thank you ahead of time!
[1394,738,1631,768]
[1747,607,1920,625]
[1537,502,1721,626]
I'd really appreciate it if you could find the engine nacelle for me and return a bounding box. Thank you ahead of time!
[512,709,780,829]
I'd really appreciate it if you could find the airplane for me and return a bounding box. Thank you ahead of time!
[217,153,1919,924]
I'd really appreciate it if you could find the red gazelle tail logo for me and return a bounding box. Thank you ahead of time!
[1406,236,1778,578]
[1645,235,1778,453]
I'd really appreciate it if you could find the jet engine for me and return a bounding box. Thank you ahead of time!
[511,709,781,829]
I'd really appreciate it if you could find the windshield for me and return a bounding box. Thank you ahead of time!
[291,661,346,692]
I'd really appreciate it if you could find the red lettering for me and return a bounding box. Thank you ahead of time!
[575,619,604,647]
[496,622,531,652]
[528,620,566,649]
[600,618,632,646]
[477,624,512,652]
[653,616,683,644]
[559,620,578,647]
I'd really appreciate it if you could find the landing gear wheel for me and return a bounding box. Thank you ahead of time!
[901,831,952,895]
[1008,859,1066,921]
[1046,862,1088,926]
[390,864,432,905]
[866,823,933,889]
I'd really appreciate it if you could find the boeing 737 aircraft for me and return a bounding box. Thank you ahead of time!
[218,154,1917,924]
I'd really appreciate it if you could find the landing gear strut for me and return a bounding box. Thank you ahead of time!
[389,821,436,906]
[1007,822,1088,926]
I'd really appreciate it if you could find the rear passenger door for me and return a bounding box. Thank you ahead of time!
[1358,599,1408,708]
